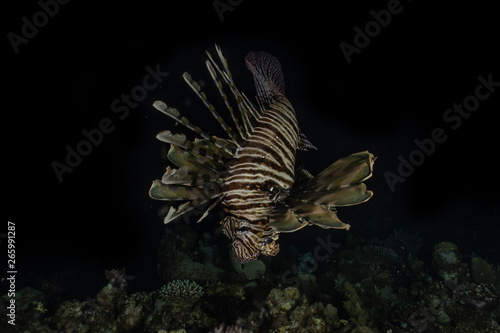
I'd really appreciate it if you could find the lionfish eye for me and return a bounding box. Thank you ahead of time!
[239,226,248,233]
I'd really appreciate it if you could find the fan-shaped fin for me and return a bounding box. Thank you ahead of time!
[197,195,223,223]
[304,151,375,191]
[149,180,219,201]
[160,166,219,186]
[294,183,373,207]
[156,131,231,171]
[270,199,350,233]
[166,136,236,175]
[269,203,309,233]
[167,145,219,175]
[270,151,374,233]
[245,51,285,109]
[162,201,198,224]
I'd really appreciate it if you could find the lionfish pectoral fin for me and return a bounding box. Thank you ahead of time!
[162,197,222,224]
[152,100,237,158]
[196,195,223,223]
[309,151,375,190]
[149,155,223,224]
[148,180,219,201]
[293,200,350,230]
[294,184,373,207]
[245,51,285,108]
[270,199,350,232]
[163,202,197,224]
[292,151,375,215]
[270,151,374,232]
[149,179,221,224]
[269,203,309,233]
[167,144,222,175]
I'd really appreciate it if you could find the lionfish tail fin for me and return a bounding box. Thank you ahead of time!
[270,151,375,233]
[245,51,286,108]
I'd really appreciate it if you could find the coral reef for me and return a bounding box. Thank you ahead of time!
[432,242,464,280]
[0,287,53,332]
[211,323,254,333]
[237,287,343,332]
[158,225,224,283]
[232,258,266,280]
[159,280,204,310]
[470,256,497,285]
[343,282,370,327]
[2,222,499,333]
[105,267,135,289]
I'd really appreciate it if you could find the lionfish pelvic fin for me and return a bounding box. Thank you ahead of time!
[298,130,317,151]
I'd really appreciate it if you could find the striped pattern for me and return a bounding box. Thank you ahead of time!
[150,46,374,264]
[222,97,299,262]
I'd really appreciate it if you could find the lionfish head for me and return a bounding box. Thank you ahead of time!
[222,216,279,263]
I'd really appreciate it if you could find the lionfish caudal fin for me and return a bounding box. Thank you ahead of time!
[269,151,375,233]
[245,50,316,151]
[149,45,269,223]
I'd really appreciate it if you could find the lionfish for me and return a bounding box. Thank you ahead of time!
[149,45,375,263]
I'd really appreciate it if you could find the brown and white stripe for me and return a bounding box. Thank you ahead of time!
[221,97,299,261]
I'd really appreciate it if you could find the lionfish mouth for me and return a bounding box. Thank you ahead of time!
[231,240,260,263]
[230,234,280,263]
[223,215,280,262]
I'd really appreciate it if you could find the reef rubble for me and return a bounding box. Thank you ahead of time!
[2,225,499,332]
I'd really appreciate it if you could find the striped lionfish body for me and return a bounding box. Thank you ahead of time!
[149,45,375,263]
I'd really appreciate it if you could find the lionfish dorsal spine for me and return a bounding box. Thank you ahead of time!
[182,72,242,146]
[205,45,263,140]
[152,100,237,157]
[204,59,247,141]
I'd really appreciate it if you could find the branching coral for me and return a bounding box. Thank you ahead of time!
[159,280,204,308]
[343,282,370,327]
[211,323,253,333]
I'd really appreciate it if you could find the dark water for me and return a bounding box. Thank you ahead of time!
[4,1,499,332]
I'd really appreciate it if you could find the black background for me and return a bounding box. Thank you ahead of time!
[4,0,499,294]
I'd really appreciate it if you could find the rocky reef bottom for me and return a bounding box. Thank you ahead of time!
[2,225,499,333]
